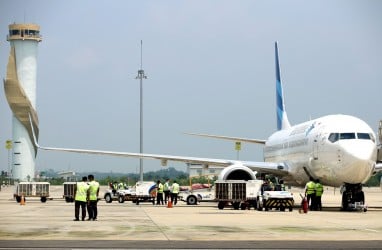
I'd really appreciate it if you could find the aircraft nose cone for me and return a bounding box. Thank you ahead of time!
[351,144,376,161]
[342,142,376,183]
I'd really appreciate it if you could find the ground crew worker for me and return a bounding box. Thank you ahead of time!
[156,180,164,205]
[171,180,180,205]
[315,179,324,211]
[267,177,275,191]
[305,177,316,210]
[275,179,286,191]
[87,174,100,221]
[163,179,171,204]
[261,179,271,194]
[112,181,118,195]
[74,176,89,221]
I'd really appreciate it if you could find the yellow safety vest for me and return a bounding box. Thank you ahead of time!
[306,181,315,195]
[89,180,100,201]
[164,182,170,191]
[172,183,180,194]
[75,182,89,202]
[315,183,324,196]
[157,183,164,193]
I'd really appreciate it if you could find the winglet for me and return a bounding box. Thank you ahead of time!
[275,41,291,131]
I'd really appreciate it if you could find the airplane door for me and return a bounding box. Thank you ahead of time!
[313,136,319,160]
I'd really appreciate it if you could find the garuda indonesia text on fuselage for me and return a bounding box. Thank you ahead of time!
[31,42,382,210]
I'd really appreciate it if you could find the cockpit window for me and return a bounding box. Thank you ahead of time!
[358,133,375,142]
[328,132,374,143]
[340,133,356,140]
[357,133,370,140]
[328,133,339,143]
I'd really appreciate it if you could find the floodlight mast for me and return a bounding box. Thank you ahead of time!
[135,40,147,182]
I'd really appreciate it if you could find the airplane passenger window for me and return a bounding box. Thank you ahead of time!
[340,133,356,140]
[357,133,371,140]
[328,133,339,143]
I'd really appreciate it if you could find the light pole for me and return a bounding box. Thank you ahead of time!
[135,40,147,182]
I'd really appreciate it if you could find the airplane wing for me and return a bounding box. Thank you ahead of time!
[35,143,288,175]
[184,132,267,144]
[29,115,288,176]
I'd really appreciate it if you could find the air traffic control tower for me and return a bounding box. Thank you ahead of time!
[4,23,42,181]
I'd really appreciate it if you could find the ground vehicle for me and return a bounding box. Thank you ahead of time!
[215,180,262,210]
[118,181,157,205]
[181,186,215,205]
[63,182,76,202]
[104,188,131,203]
[256,190,294,211]
[14,182,50,203]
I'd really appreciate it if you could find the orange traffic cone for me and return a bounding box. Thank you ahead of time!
[167,198,173,208]
[20,195,25,205]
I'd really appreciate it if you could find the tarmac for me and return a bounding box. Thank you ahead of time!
[0,185,382,249]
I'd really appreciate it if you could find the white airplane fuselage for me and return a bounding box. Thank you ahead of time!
[264,114,377,187]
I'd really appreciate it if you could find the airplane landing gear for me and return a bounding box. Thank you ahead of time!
[341,183,366,212]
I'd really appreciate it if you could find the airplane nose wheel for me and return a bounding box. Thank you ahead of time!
[341,183,365,212]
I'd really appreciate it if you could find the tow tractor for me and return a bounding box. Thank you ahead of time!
[104,187,131,203]
[256,190,294,211]
[118,181,157,205]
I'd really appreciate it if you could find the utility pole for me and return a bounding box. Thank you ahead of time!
[135,40,147,182]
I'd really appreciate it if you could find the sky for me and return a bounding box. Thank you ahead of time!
[0,0,381,175]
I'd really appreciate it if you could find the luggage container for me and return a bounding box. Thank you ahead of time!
[63,182,76,202]
[14,182,50,203]
[215,180,262,210]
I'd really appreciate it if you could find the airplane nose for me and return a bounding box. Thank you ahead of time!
[341,141,376,183]
[349,143,376,161]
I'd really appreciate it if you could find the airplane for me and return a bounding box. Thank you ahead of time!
[30,42,382,210]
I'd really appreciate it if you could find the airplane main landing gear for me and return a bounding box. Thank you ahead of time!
[341,183,367,212]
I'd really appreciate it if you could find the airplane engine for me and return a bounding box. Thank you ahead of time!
[218,164,257,181]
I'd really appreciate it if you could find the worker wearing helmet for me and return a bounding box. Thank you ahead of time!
[87,174,100,221]
[74,176,89,221]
